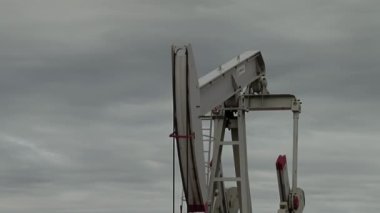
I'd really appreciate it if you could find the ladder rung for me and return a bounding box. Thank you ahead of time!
[217,141,239,145]
[213,177,241,182]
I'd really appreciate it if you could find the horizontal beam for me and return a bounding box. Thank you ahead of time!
[244,94,301,112]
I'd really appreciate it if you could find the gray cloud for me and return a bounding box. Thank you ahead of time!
[0,0,379,212]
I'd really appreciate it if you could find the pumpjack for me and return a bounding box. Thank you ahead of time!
[171,44,305,213]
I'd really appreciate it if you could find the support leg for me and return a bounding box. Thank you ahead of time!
[208,118,226,212]
[237,109,252,213]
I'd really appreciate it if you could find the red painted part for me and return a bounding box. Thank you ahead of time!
[188,203,208,212]
[293,195,299,210]
[276,155,287,170]
[169,132,193,139]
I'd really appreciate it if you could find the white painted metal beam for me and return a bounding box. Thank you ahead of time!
[199,51,266,115]
[244,94,301,112]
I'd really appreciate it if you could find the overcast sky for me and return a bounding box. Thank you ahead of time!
[0,0,379,212]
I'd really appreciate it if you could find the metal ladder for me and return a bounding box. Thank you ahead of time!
[201,115,214,186]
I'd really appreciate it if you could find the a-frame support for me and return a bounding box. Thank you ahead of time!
[233,103,252,213]
[208,99,252,213]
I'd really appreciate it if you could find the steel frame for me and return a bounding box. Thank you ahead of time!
[171,44,305,213]
[207,94,303,213]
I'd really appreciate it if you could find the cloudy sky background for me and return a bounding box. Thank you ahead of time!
[0,0,379,212]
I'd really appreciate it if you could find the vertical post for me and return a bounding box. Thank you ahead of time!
[231,128,241,211]
[206,119,213,186]
[237,99,252,213]
[292,112,299,193]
